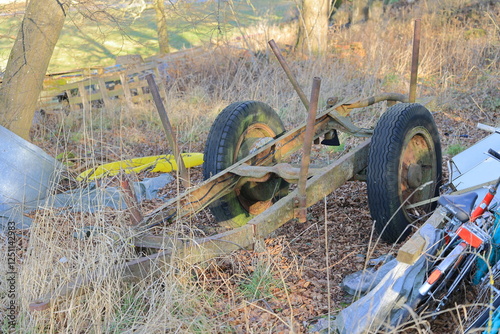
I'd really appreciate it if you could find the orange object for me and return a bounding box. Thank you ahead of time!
[457,226,484,248]
[427,269,442,285]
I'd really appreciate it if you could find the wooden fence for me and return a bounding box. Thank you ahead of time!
[37,47,206,113]
[37,40,366,114]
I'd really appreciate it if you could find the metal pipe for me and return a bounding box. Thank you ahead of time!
[146,74,189,187]
[339,93,408,111]
[296,77,321,222]
[268,39,310,111]
[409,19,421,103]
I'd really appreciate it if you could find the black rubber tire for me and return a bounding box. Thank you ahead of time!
[367,103,442,243]
[203,101,287,228]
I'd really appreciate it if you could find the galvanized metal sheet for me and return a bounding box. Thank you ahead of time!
[0,125,64,211]
[450,133,500,191]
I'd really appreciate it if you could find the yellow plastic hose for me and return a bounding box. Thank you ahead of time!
[77,153,204,181]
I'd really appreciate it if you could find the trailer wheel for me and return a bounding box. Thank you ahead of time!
[203,101,287,228]
[367,103,442,243]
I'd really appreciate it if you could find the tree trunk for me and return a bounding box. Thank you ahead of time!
[0,0,68,140]
[349,0,371,25]
[154,0,170,55]
[296,0,330,56]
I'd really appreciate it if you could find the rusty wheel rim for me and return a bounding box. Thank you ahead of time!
[234,123,278,215]
[399,127,437,220]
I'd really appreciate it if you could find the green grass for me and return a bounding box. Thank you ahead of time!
[446,144,467,156]
[0,0,295,72]
[0,12,22,66]
[106,287,147,333]
[238,262,285,300]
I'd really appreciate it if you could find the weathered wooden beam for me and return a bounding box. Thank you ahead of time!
[250,139,371,238]
[119,73,133,103]
[147,74,189,188]
[133,233,182,249]
[231,163,327,183]
[97,77,112,108]
[180,224,255,265]
[396,207,447,265]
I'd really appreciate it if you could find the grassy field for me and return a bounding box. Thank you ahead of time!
[1,0,500,333]
[0,0,296,72]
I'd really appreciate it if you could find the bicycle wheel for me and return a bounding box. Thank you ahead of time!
[463,260,500,333]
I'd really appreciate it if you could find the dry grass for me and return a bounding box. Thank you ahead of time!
[1,0,500,333]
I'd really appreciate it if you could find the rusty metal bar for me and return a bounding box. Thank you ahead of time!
[268,39,310,111]
[409,19,421,103]
[337,93,408,114]
[120,179,143,226]
[296,77,321,222]
[146,74,189,187]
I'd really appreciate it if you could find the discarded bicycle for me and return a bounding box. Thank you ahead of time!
[402,175,500,332]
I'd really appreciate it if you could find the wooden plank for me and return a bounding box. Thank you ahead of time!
[65,88,80,112]
[133,233,181,249]
[107,88,124,99]
[119,73,133,103]
[78,82,90,111]
[37,90,66,112]
[98,77,112,108]
[396,207,447,265]
[124,62,157,74]
[67,94,83,105]
[180,225,254,265]
[63,81,84,90]
[65,81,87,111]
[66,85,106,107]
[87,91,106,103]
[99,72,122,80]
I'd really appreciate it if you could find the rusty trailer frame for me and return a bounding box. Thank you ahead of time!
[29,21,425,311]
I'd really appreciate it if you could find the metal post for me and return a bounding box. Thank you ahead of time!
[296,77,321,223]
[146,74,189,187]
[409,19,421,103]
[268,39,310,111]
